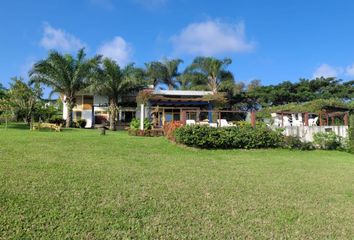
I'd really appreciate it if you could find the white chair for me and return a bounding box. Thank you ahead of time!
[186,119,196,125]
[271,113,282,127]
[308,117,318,126]
[292,113,303,127]
[217,119,234,127]
[283,116,291,127]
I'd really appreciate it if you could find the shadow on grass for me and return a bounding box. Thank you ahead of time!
[0,123,75,132]
[0,123,30,130]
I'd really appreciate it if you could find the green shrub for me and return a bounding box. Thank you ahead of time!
[129,118,140,129]
[313,131,342,150]
[144,118,152,130]
[349,115,354,153]
[129,118,152,130]
[282,136,314,151]
[48,117,65,125]
[75,119,87,128]
[174,125,283,149]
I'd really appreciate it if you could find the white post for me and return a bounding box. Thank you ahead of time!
[140,104,144,130]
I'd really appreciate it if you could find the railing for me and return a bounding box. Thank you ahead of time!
[181,110,257,127]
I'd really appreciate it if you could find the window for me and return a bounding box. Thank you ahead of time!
[83,95,93,110]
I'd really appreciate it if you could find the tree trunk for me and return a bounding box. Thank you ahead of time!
[168,84,173,90]
[109,101,117,131]
[66,103,73,128]
[209,76,218,94]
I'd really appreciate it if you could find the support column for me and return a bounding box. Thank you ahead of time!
[326,113,329,126]
[344,112,349,126]
[251,110,256,128]
[304,112,309,126]
[181,110,186,125]
[140,104,144,130]
[208,103,213,123]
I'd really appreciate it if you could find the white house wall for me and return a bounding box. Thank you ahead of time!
[62,101,68,120]
[82,110,93,128]
[282,126,349,142]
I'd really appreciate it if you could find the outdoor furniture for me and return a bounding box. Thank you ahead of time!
[271,113,282,127]
[308,117,318,126]
[32,123,62,132]
[209,123,218,127]
[292,113,303,127]
[217,119,234,127]
[282,116,291,127]
[186,119,196,125]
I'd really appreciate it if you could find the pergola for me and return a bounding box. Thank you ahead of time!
[275,109,349,127]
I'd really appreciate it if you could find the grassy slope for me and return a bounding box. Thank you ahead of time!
[0,124,354,239]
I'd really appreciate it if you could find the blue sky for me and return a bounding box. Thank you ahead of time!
[1,0,354,92]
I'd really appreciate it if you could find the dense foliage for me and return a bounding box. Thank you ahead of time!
[174,125,283,149]
[262,98,353,114]
[30,48,102,127]
[233,77,354,110]
[313,132,343,150]
[90,58,145,131]
[75,119,87,128]
[282,136,315,151]
[129,118,151,130]
[349,115,354,153]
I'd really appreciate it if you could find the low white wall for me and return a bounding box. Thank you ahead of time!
[282,126,348,142]
[82,110,92,128]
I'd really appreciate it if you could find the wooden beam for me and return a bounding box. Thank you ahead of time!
[251,110,256,128]
[304,112,309,126]
[344,112,349,126]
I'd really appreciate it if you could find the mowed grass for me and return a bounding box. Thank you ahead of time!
[0,124,354,239]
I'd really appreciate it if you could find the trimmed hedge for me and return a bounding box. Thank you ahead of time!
[174,125,283,149]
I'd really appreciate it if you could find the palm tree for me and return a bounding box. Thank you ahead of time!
[90,58,145,131]
[186,57,234,93]
[29,49,101,128]
[145,58,183,90]
[162,58,183,90]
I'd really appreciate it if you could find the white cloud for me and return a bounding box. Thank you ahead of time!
[312,64,343,78]
[171,20,255,56]
[97,36,133,66]
[345,64,354,77]
[40,23,86,52]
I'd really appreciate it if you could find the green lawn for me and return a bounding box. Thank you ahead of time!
[1,124,354,239]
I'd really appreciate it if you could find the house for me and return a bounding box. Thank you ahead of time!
[147,90,213,127]
[62,89,214,128]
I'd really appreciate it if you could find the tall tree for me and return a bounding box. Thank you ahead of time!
[186,57,234,93]
[145,58,183,89]
[8,77,42,125]
[29,49,101,127]
[0,83,6,98]
[90,58,145,131]
[162,58,183,90]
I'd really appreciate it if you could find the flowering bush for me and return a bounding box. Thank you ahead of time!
[163,121,183,141]
[313,132,343,150]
